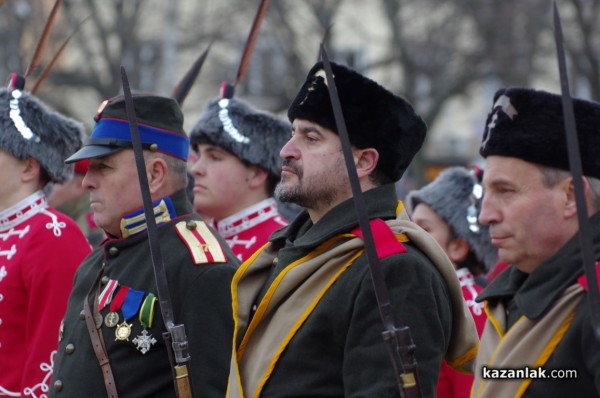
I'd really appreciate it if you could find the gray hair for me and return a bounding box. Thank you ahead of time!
[538,165,600,213]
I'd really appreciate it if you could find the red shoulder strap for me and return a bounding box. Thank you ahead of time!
[351,218,406,260]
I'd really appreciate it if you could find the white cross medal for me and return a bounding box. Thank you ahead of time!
[134,292,157,354]
[133,329,157,354]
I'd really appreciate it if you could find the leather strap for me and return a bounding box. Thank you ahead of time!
[83,267,119,398]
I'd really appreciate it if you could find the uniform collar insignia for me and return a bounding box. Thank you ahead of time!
[119,196,177,238]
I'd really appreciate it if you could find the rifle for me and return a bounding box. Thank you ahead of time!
[120,67,194,398]
[319,45,422,398]
[552,1,600,341]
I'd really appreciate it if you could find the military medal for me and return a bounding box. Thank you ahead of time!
[104,311,120,327]
[115,322,132,341]
[132,329,157,354]
[134,293,157,354]
[115,288,145,343]
[97,279,119,311]
[94,312,103,329]
[104,285,128,328]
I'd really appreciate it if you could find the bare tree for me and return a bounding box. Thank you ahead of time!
[1,0,598,180]
[560,0,600,100]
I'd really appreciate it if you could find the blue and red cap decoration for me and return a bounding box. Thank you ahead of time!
[66,93,189,163]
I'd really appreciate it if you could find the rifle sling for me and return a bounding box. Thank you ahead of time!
[83,267,119,398]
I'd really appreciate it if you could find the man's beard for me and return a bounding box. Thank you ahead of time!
[275,158,347,210]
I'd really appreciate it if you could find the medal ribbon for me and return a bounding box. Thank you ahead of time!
[97,279,119,311]
[139,293,157,328]
[110,285,129,313]
[122,288,145,321]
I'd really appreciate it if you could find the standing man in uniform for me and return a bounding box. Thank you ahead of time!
[226,61,479,397]
[189,95,295,261]
[50,94,239,397]
[0,87,91,397]
[407,166,497,397]
[471,87,600,397]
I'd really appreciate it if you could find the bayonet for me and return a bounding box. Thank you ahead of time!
[320,44,421,398]
[553,1,600,340]
[120,66,194,398]
[171,41,213,105]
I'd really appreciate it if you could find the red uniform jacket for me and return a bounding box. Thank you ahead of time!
[437,268,486,398]
[0,191,90,397]
[213,198,288,262]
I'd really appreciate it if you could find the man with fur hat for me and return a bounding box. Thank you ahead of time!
[50,93,239,397]
[226,61,479,397]
[0,88,91,397]
[471,87,600,397]
[407,166,498,398]
[189,95,297,261]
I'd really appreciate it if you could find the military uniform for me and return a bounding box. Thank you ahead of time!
[0,191,90,397]
[50,190,239,397]
[213,198,288,262]
[472,211,600,397]
[228,185,477,398]
[437,268,486,398]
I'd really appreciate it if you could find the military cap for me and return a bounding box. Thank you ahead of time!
[406,166,498,271]
[0,88,85,183]
[287,61,427,183]
[66,94,188,163]
[189,96,290,178]
[480,87,600,179]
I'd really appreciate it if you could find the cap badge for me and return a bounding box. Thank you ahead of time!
[482,94,518,150]
[217,98,250,144]
[9,90,41,143]
[299,69,329,106]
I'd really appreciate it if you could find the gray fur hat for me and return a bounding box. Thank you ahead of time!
[0,88,85,183]
[189,96,290,178]
[406,166,498,271]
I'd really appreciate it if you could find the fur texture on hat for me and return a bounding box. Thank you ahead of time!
[0,88,85,183]
[406,167,498,271]
[287,61,427,183]
[480,87,600,179]
[189,96,291,178]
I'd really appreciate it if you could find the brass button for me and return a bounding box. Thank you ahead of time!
[54,380,63,392]
[150,143,159,152]
[186,221,197,230]
[79,310,85,320]
[101,275,110,285]
[65,343,75,354]
[108,246,119,256]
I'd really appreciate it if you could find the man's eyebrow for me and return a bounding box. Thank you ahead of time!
[293,124,322,135]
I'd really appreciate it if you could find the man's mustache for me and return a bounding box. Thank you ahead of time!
[282,160,302,176]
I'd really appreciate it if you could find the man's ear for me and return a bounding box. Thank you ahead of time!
[22,157,42,183]
[447,237,470,264]
[247,165,269,189]
[355,148,379,178]
[147,156,168,194]
[564,176,593,218]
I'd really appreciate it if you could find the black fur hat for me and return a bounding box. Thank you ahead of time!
[406,166,498,271]
[0,88,85,183]
[66,93,188,163]
[189,96,291,178]
[480,87,600,179]
[287,61,427,183]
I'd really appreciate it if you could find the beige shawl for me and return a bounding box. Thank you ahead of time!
[471,283,584,398]
[227,208,479,398]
